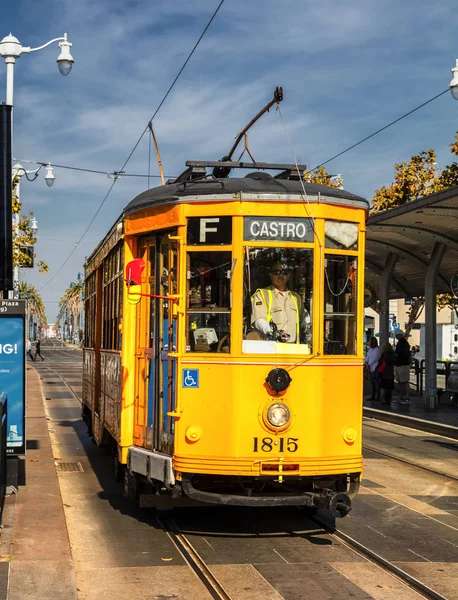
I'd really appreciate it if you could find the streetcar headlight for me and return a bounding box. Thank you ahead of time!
[266,403,290,428]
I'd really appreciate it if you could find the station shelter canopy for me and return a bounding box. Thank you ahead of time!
[365,185,458,299]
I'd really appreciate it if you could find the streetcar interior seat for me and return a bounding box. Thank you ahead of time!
[193,327,218,353]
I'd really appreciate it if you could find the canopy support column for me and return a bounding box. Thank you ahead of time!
[425,242,446,408]
[379,253,398,349]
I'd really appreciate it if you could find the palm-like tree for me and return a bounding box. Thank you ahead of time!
[18,282,48,332]
[58,278,84,339]
[59,279,84,320]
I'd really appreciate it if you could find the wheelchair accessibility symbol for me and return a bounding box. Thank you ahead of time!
[182,369,199,388]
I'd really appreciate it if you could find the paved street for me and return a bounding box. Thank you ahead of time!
[2,340,455,598]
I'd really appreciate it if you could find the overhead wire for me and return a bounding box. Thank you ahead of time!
[14,157,172,179]
[38,15,446,295]
[309,88,450,172]
[116,0,226,174]
[38,0,226,293]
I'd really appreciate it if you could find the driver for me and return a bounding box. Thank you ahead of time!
[251,262,311,344]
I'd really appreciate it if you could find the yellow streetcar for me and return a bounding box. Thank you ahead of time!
[83,95,368,518]
[83,160,368,518]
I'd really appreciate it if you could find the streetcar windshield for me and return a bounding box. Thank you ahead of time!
[324,255,357,355]
[243,247,313,354]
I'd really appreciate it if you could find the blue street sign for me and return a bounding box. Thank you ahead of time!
[0,300,26,456]
[182,369,199,388]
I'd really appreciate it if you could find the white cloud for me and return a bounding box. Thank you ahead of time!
[6,0,458,321]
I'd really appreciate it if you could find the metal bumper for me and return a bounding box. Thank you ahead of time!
[182,477,315,507]
[182,475,355,516]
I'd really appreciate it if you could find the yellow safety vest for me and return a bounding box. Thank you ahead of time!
[253,287,300,343]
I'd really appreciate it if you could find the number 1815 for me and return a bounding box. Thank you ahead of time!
[253,437,299,453]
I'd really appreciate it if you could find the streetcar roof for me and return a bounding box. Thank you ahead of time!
[123,172,368,215]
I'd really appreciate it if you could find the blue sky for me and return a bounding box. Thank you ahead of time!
[3,0,458,322]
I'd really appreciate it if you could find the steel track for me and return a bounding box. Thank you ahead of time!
[363,444,458,483]
[313,514,447,600]
[364,419,458,443]
[157,517,233,600]
[37,352,446,598]
[39,364,82,403]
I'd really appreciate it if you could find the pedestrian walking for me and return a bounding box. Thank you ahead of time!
[364,337,381,401]
[394,330,410,404]
[377,342,395,405]
[26,338,35,361]
[35,338,44,361]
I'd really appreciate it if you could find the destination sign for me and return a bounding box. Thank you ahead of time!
[187,217,232,245]
[244,217,313,243]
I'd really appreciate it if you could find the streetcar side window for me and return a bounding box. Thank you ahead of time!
[84,271,97,348]
[243,247,313,354]
[186,251,231,353]
[324,255,357,355]
[102,243,123,351]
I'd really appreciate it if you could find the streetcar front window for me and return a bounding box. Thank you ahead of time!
[324,255,357,355]
[243,247,313,354]
[325,220,358,250]
[186,251,231,353]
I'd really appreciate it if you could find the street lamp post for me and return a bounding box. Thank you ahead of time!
[0,32,73,297]
[450,59,458,100]
[0,33,74,105]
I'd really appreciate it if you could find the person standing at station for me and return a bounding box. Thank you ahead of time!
[35,338,44,361]
[26,338,34,361]
[378,342,395,405]
[251,261,311,345]
[394,330,411,404]
[364,337,381,402]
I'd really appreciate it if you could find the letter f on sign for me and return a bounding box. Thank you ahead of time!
[200,218,220,242]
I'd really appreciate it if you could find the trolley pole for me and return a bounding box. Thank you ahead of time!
[0,103,13,297]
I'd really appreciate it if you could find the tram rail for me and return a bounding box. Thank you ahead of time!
[363,443,458,483]
[39,364,82,403]
[312,513,447,600]
[157,517,233,600]
[163,509,444,600]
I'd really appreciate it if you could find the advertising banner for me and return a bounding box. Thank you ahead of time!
[0,300,26,456]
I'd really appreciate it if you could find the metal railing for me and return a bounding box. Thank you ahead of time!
[414,360,458,397]
[410,358,421,394]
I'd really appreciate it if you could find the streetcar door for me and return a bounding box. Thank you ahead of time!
[134,237,156,449]
[155,232,178,455]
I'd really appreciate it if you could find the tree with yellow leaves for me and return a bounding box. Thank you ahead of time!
[436,293,458,321]
[303,166,343,189]
[372,134,458,213]
[12,174,48,273]
[371,133,458,335]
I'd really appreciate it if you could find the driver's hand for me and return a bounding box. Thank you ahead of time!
[277,330,290,342]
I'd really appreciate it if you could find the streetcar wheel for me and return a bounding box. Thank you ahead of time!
[124,470,139,502]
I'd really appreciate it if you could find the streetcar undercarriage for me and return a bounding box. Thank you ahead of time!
[126,446,359,518]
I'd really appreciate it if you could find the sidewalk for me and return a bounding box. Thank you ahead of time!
[363,373,458,437]
[5,366,78,599]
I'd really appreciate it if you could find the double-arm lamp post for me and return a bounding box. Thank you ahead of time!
[0,33,73,296]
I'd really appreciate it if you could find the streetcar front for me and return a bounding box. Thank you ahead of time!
[149,184,369,517]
